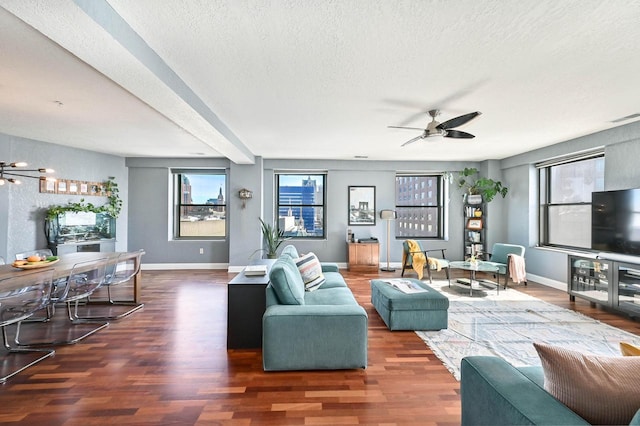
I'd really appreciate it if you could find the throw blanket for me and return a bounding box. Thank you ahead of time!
[405,240,426,279]
[508,254,527,283]
[403,240,442,280]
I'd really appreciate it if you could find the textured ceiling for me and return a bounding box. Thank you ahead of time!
[1,0,639,163]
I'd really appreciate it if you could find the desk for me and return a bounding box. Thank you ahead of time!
[227,259,276,349]
[0,251,145,303]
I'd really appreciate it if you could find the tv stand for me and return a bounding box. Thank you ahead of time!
[568,254,640,318]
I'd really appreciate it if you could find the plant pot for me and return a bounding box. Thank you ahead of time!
[466,194,483,205]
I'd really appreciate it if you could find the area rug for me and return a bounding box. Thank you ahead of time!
[416,280,640,380]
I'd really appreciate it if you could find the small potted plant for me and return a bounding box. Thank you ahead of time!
[456,167,508,203]
[258,218,290,259]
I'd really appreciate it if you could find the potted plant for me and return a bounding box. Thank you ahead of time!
[258,218,290,259]
[456,167,508,203]
[45,177,122,220]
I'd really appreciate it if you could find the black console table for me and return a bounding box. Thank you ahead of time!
[227,259,276,349]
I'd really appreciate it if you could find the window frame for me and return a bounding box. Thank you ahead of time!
[394,173,446,239]
[172,169,228,240]
[537,152,604,250]
[275,172,327,239]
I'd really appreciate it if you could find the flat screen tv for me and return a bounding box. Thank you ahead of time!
[592,188,640,256]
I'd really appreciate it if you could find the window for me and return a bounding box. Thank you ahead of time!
[276,173,326,238]
[538,153,604,249]
[395,174,445,238]
[173,170,227,239]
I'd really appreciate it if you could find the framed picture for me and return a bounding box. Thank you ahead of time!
[56,180,67,193]
[68,181,79,194]
[348,186,376,226]
[90,183,102,196]
[467,218,483,230]
[39,179,56,194]
[79,182,89,195]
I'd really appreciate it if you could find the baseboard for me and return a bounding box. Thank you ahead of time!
[141,263,228,270]
[526,273,567,291]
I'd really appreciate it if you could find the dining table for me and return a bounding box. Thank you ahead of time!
[0,251,145,303]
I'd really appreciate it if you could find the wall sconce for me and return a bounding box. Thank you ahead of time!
[0,161,55,186]
[238,188,253,208]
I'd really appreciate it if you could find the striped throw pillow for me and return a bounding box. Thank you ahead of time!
[534,342,640,425]
[295,252,325,292]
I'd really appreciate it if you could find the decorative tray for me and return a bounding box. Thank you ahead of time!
[12,259,60,270]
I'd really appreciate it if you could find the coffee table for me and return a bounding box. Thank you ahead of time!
[449,261,500,296]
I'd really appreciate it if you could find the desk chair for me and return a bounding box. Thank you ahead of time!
[15,258,109,346]
[401,240,450,283]
[0,269,55,383]
[76,250,145,321]
[482,243,526,289]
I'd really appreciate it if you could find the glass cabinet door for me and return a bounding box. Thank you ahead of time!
[569,257,610,303]
[616,264,640,314]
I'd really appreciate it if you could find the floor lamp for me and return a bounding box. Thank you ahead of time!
[380,209,397,272]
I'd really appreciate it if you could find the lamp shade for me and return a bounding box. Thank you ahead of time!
[380,209,397,220]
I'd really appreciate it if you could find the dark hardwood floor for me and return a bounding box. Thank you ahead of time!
[0,268,638,425]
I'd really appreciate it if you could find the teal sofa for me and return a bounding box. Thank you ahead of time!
[262,245,368,371]
[461,356,640,425]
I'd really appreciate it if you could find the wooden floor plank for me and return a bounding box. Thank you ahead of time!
[0,269,637,425]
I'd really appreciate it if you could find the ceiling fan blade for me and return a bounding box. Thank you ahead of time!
[436,111,482,130]
[444,129,475,139]
[401,135,424,147]
[388,125,425,131]
[394,110,429,127]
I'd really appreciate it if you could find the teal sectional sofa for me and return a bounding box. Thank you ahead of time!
[262,245,368,371]
[461,356,640,425]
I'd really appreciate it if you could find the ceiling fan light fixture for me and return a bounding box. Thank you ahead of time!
[391,108,480,146]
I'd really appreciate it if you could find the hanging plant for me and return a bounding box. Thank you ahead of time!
[46,177,122,220]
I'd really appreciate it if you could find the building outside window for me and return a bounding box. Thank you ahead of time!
[538,153,604,249]
[395,174,444,238]
[173,170,227,238]
[276,173,326,238]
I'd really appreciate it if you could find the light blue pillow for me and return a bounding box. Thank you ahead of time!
[268,256,305,305]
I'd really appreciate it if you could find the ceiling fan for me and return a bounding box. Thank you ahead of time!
[388,109,482,146]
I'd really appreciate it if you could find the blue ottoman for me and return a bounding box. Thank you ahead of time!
[371,279,449,331]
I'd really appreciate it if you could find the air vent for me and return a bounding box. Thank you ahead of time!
[611,113,640,123]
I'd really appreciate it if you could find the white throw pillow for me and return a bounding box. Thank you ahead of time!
[295,252,325,291]
[533,342,640,425]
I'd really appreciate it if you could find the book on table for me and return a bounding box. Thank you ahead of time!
[244,264,268,276]
[380,279,427,294]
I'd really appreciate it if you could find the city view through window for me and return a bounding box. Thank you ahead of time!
[277,174,325,238]
[395,175,443,238]
[177,173,226,238]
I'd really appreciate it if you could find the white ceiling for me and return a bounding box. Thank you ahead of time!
[1,0,639,164]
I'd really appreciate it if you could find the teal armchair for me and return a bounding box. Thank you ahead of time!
[482,243,526,289]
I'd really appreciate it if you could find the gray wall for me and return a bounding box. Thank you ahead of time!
[126,157,480,268]
[500,120,640,286]
[126,157,230,266]
[258,159,474,266]
[5,118,640,289]
[0,133,127,261]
